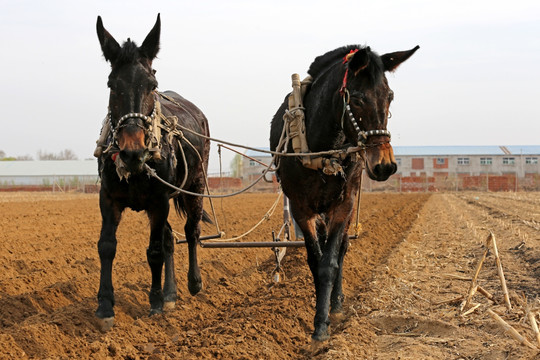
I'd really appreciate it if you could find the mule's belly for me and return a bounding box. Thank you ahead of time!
[278,159,361,215]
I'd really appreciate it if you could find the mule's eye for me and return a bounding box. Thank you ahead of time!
[350,96,364,107]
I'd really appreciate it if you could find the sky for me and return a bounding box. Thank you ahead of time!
[1,0,539,173]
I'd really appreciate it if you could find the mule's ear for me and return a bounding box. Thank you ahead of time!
[140,14,161,60]
[348,47,371,74]
[96,16,120,63]
[381,45,420,72]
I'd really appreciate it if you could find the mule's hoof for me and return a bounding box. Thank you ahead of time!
[163,301,175,311]
[188,280,202,296]
[97,316,115,332]
[311,329,330,342]
[149,308,163,316]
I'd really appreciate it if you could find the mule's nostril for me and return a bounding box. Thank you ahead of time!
[390,162,397,175]
[119,149,147,173]
[372,163,396,181]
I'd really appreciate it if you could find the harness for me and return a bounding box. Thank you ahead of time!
[93,92,187,183]
[282,49,391,175]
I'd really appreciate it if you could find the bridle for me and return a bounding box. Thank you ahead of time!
[109,93,158,148]
[339,49,392,147]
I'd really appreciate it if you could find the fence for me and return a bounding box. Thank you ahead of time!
[3,173,539,194]
[207,173,540,193]
[363,173,540,192]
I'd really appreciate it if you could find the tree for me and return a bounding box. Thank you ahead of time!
[58,149,78,160]
[0,150,33,161]
[37,149,78,160]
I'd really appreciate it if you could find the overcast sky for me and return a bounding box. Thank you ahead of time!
[1,0,539,172]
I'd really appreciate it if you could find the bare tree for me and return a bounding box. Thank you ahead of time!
[37,149,78,160]
[59,149,78,160]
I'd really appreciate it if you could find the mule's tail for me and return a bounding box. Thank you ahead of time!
[173,196,213,224]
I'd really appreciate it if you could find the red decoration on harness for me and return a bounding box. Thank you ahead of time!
[111,152,119,162]
[342,49,359,64]
[339,49,359,95]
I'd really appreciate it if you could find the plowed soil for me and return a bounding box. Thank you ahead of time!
[1,192,539,359]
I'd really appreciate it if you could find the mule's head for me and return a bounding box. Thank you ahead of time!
[97,14,161,174]
[340,46,419,181]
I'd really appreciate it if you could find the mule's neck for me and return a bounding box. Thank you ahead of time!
[303,65,347,152]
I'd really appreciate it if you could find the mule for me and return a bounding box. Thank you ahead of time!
[270,45,418,341]
[95,14,211,330]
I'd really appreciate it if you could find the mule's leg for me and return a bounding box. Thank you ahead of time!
[96,193,123,330]
[162,221,177,310]
[302,218,322,298]
[331,186,358,314]
[146,197,170,315]
[182,193,204,295]
[291,204,321,293]
[313,202,354,341]
[330,231,349,314]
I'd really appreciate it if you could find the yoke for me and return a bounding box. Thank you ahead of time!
[283,74,350,176]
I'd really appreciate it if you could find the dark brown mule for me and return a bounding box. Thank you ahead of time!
[270,45,418,341]
[95,14,211,330]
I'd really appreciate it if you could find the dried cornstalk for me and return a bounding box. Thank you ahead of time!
[487,309,536,349]
[462,303,481,317]
[477,285,495,302]
[527,310,540,347]
[461,234,491,312]
[490,232,512,310]
[433,295,464,306]
[460,285,478,312]
[411,292,431,304]
[442,273,471,281]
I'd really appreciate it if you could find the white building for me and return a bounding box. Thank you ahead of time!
[0,160,98,186]
[393,146,540,178]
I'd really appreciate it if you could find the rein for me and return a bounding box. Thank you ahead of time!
[339,49,392,147]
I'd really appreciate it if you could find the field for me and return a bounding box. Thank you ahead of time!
[1,191,540,359]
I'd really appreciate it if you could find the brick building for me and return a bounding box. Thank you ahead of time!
[240,145,540,192]
[394,145,540,178]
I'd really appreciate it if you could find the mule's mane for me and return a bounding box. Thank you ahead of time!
[307,45,384,85]
[116,39,142,66]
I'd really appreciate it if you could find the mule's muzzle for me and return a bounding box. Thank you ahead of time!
[119,148,149,174]
[367,162,397,181]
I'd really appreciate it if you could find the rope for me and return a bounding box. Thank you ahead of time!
[144,118,289,199]
[179,134,221,232]
[174,122,367,157]
[352,167,364,237]
[157,91,355,158]
[172,191,284,243]
[199,191,283,243]
[145,161,273,199]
